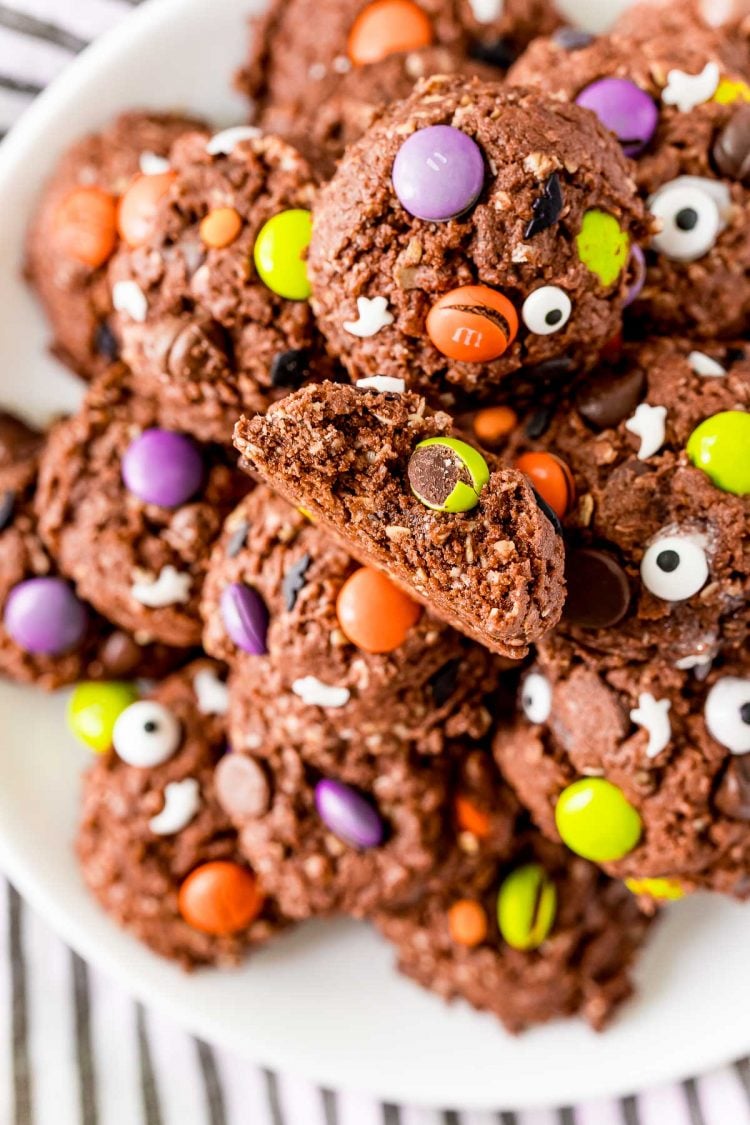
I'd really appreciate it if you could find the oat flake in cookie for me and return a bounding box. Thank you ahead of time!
[506,338,750,669]
[108,129,327,443]
[509,15,750,338]
[202,487,500,766]
[35,366,250,649]
[494,637,750,900]
[25,111,207,382]
[377,830,652,1033]
[307,76,650,404]
[77,661,287,969]
[234,382,566,659]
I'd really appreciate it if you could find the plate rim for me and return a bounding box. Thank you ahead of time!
[0,0,748,1110]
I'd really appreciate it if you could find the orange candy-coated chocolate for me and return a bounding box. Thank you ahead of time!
[472,406,518,448]
[117,171,175,248]
[336,566,422,653]
[200,207,243,249]
[178,861,264,936]
[515,451,576,520]
[454,794,491,839]
[427,286,518,363]
[448,899,488,947]
[53,187,118,268]
[348,0,433,66]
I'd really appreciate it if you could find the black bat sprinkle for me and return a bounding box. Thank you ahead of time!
[524,173,564,239]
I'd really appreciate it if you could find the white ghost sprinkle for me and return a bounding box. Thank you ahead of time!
[193,667,229,715]
[149,778,201,835]
[625,403,667,460]
[630,693,672,759]
[343,296,394,338]
[206,126,261,156]
[662,61,720,113]
[291,676,351,708]
[468,0,504,20]
[356,376,406,393]
[688,351,727,378]
[131,566,192,607]
[139,151,170,176]
[112,280,148,322]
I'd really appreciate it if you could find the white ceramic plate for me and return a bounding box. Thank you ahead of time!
[0,0,748,1110]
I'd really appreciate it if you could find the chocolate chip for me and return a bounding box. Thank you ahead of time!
[282,552,311,611]
[0,412,43,468]
[0,491,15,531]
[526,357,573,383]
[215,754,271,818]
[167,318,228,381]
[563,548,631,628]
[531,487,562,536]
[94,320,119,361]
[469,37,517,70]
[713,105,750,184]
[430,660,459,707]
[576,365,645,430]
[270,349,310,388]
[408,443,470,508]
[227,520,250,558]
[714,756,750,821]
[525,173,564,239]
[552,26,594,50]
[524,407,554,439]
[98,631,143,678]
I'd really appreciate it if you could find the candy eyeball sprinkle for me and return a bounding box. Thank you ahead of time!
[521,671,552,724]
[640,532,709,602]
[521,286,572,336]
[112,701,182,768]
[649,180,721,262]
[704,677,750,755]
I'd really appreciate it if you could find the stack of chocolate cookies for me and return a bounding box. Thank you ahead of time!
[7,0,749,1033]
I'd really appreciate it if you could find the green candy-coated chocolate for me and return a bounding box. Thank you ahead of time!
[555,778,642,863]
[576,210,629,287]
[686,410,750,496]
[253,209,312,300]
[67,681,139,753]
[497,863,557,951]
[408,436,490,513]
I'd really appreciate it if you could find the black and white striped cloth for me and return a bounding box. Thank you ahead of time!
[2,3,750,1122]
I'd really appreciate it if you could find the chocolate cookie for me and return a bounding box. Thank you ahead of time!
[508,18,750,337]
[26,111,206,381]
[108,129,328,443]
[494,638,750,898]
[307,76,650,403]
[35,366,249,648]
[215,735,448,919]
[234,382,566,658]
[507,338,750,668]
[376,829,652,1033]
[0,410,179,687]
[239,0,562,121]
[77,660,287,968]
[202,486,500,763]
[260,47,500,179]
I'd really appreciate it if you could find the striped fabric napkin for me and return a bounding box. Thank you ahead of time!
[1,2,749,1122]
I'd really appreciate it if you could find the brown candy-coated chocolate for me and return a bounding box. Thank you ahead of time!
[575,366,646,431]
[563,548,631,629]
[713,106,750,186]
[714,756,750,822]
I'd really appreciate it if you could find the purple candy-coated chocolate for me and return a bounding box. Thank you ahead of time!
[4,577,88,655]
[575,78,658,157]
[314,779,384,849]
[122,429,204,508]
[624,243,647,307]
[392,125,485,222]
[220,583,269,654]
